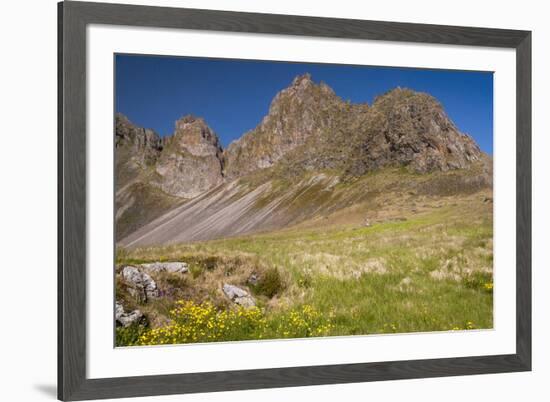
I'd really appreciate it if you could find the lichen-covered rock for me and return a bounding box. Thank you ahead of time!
[140,261,189,274]
[115,301,145,327]
[155,116,224,198]
[222,284,256,308]
[121,266,159,301]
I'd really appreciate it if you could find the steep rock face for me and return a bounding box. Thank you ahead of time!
[115,113,163,187]
[224,74,356,178]
[155,115,224,198]
[348,88,483,175]
[115,114,183,241]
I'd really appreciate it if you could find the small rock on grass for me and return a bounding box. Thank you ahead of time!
[122,266,159,301]
[140,261,189,274]
[223,284,256,308]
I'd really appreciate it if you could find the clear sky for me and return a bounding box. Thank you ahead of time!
[115,54,493,154]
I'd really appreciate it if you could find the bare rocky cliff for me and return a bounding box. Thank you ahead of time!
[115,113,163,187]
[347,88,484,175]
[155,115,224,198]
[224,73,360,178]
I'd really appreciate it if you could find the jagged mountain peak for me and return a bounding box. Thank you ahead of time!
[115,112,130,123]
[224,73,349,178]
[152,114,224,199]
[274,73,338,102]
[115,114,163,148]
[369,87,466,144]
[291,72,312,86]
[167,114,223,158]
[175,114,208,129]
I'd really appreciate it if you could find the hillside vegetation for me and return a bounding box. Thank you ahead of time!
[116,168,493,345]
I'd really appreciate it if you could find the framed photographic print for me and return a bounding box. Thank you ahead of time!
[58,1,531,400]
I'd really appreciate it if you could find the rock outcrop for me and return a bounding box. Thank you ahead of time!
[121,266,159,302]
[155,116,224,198]
[347,88,483,175]
[115,301,145,327]
[115,113,163,187]
[224,73,359,178]
[140,261,189,274]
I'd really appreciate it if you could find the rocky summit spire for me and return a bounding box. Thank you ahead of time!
[290,73,313,87]
[171,115,223,158]
[224,73,351,178]
[153,115,224,198]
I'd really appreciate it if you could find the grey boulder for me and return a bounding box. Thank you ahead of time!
[140,261,189,274]
[222,284,256,308]
[121,266,159,301]
[115,301,145,327]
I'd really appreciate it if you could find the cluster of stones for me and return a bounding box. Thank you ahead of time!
[115,262,189,327]
[115,262,257,327]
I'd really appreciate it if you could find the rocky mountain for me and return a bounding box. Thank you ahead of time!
[224,73,360,178]
[116,74,491,245]
[347,88,484,175]
[225,76,484,179]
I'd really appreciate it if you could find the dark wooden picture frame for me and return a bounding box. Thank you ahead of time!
[58,1,531,400]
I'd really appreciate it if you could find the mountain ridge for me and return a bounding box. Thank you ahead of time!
[117,75,487,187]
[115,74,491,244]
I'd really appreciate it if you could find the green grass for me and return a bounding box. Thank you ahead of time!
[117,192,493,344]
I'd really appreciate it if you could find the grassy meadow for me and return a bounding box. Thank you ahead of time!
[116,175,493,346]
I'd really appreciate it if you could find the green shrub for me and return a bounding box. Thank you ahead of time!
[251,268,283,298]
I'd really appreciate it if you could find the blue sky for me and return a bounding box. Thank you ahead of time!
[115,54,493,154]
